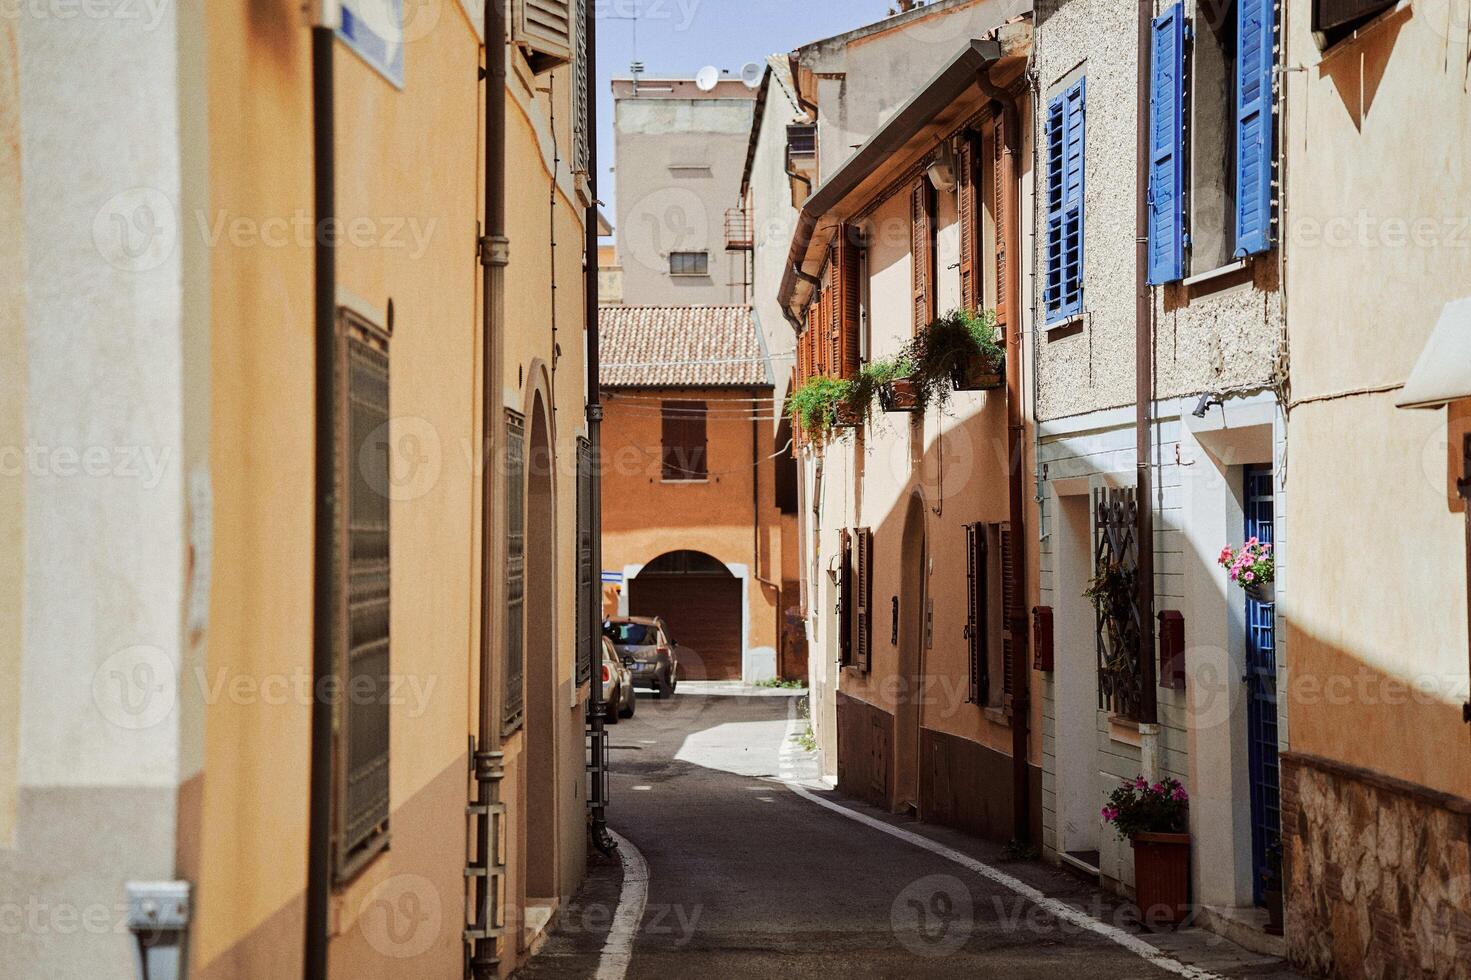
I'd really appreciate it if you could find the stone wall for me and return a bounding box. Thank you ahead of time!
[1283,752,1471,979]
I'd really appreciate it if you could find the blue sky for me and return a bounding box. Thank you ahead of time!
[594,0,896,224]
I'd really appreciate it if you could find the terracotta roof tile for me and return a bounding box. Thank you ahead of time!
[599,305,772,389]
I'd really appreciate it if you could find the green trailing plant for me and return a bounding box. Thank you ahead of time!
[904,308,1005,410]
[788,375,853,442]
[1085,557,1140,678]
[850,357,914,419]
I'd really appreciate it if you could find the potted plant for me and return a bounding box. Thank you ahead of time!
[936,308,1007,391]
[1262,841,1284,936]
[1217,539,1275,604]
[788,375,853,445]
[865,357,921,414]
[1103,776,1191,927]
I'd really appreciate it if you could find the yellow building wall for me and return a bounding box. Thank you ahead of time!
[199,4,590,976]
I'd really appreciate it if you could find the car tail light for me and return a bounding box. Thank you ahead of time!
[657,646,671,657]
[601,664,611,683]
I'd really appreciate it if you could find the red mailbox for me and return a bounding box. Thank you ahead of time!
[1158,610,1185,691]
[1032,606,1054,672]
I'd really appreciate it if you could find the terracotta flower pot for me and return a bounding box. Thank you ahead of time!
[878,378,922,413]
[951,352,1005,392]
[834,401,864,428]
[1131,832,1191,927]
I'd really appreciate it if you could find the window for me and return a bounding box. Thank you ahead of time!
[1313,0,1398,43]
[332,308,392,882]
[787,124,816,157]
[661,400,708,480]
[858,247,871,363]
[958,131,979,312]
[669,251,709,277]
[503,410,526,733]
[965,523,1016,709]
[1149,0,1277,281]
[1044,78,1085,323]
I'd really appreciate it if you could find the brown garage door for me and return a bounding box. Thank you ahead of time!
[629,574,742,681]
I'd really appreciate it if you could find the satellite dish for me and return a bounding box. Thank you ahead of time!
[694,65,720,92]
[741,61,764,89]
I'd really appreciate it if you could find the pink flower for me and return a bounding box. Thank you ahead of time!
[1135,776,1148,790]
[1172,786,1188,802]
[1244,571,1255,583]
[1247,536,1259,546]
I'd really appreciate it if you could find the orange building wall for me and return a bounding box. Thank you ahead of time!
[600,387,785,676]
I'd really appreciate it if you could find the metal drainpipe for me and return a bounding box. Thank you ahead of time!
[583,0,615,857]
[1135,0,1161,749]
[304,17,336,980]
[470,0,510,976]
[976,66,1033,846]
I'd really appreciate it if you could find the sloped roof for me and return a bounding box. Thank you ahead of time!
[600,306,772,389]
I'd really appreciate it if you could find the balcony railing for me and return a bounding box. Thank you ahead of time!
[725,208,753,251]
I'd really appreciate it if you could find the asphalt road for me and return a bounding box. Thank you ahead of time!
[518,687,1299,979]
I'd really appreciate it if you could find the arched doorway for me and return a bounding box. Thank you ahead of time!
[895,494,927,813]
[630,551,742,681]
[524,394,558,902]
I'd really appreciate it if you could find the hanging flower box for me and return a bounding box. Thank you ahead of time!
[1218,540,1275,604]
[1244,580,1275,605]
[951,350,1005,392]
[833,401,865,428]
[878,377,922,413]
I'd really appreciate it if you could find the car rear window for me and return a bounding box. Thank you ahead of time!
[605,622,656,645]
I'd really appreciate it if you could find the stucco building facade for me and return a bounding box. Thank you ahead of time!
[0,2,597,976]
[611,75,757,308]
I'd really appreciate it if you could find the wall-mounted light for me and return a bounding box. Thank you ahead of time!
[1192,394,1223,419]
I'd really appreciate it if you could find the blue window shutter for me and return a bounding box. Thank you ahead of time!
[1236,0,1276,257]
[1044,92,1066,322]
[1061,78,1086,318]
[1148,4,1186,285]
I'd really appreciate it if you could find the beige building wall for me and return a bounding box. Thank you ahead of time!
[612,77,756,306]
[1280,1,1471,973]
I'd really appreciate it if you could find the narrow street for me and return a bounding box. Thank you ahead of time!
[520,689,1299,979]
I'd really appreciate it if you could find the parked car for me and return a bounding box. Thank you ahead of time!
[600,636,635,722]
[603,616,679,698]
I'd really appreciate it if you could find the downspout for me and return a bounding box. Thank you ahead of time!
[305,16,336,980]
[470,1,510,976]
[584,0,615,857]
[1135,0,1161,756]
[976,67,1032,846]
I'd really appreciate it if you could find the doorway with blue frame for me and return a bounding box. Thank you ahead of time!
[1243,465,1280,905]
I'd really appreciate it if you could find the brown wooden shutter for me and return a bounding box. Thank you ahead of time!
[504,410,526,733]
[957,135,979,313]
[839,528,853,666]
[854,527,872,672]
[964,523,990,705]
[837,226,862,378]
[797,322,811,386]
[1000,522,1017,700]
[992,115,1010,334]
[661,400,708,480]
[826,250,843,375]
[910,180,933,333]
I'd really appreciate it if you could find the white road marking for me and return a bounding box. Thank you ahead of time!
[595,830,649,980]
[779,724,1223,979]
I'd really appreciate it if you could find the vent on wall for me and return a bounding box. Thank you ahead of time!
[515,0,573,73]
